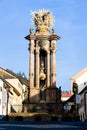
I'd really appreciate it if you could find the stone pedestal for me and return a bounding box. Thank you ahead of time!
[29,88,40,102]
[45,87,58,102]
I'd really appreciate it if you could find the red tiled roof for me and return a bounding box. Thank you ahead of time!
[62,92,73,98]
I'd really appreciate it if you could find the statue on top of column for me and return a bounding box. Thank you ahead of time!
[30,9,54,32]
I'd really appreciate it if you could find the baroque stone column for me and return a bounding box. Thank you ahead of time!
[35,46,40,88]
[47,50,50,88]
[50,39,57,87]
[29,50,34,88]
[29,40,34,88]
[51,50,56,87]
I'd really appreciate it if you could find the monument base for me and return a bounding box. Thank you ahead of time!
[9,112,62,121]
[45,87,59,102]
[25,87,62,114]
[29,88,40,102]
[25,101,62,114]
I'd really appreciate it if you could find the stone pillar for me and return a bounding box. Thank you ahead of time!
[29,40,34,88]
[47,51,50,87]
[51,50,56,87]
[35,47,40,88]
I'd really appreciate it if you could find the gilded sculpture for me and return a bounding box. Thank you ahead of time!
[30,9,54,32]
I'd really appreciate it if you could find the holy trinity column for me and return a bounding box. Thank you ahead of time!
[25,10,60,103]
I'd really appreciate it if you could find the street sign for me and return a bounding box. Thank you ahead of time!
[76,94,81,104]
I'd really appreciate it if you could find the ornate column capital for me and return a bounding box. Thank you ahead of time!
[51,49,56,53]
[35,46,40,53]
[29,49,34,53]
[50,39,57,52]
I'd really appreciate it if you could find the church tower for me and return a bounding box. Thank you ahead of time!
[25,10,61,113]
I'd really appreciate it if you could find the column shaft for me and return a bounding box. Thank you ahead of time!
[51,51,56,87]
[29,50,34,88]
[35,48,39,88]
[47,51,50,87]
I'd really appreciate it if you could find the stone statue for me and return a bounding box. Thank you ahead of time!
[29,28,34,35]
[40,63,46,80]
[31,10,54,32]
[52,28,56,34]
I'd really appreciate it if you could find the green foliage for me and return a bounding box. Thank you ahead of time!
[16,72,27,78]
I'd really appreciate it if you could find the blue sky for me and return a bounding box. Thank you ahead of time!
[0,0,87,91]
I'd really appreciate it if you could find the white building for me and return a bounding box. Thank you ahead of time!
[0,67,28,116]
[71,67,87,121]
[0,79,7,116]
[78,87,87,121]
[71,67,87,93]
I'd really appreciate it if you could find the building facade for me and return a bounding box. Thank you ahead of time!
[0,79,7,116]
[71,67,87,93]
[71,67,87,121]
[78,86,87,121]
[0,67,28,115]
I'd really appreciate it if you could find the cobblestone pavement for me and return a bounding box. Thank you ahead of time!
[0,121,87,130]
